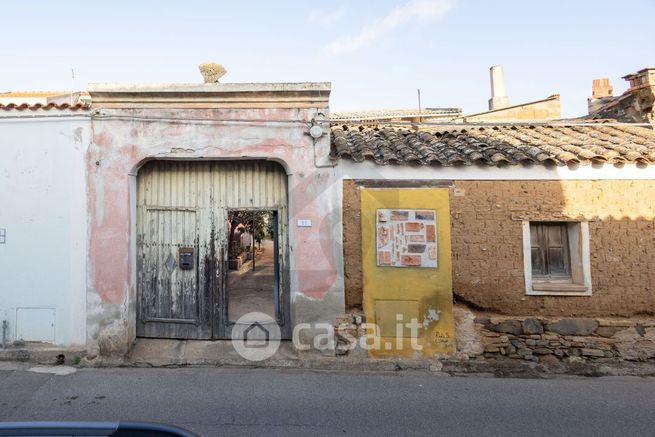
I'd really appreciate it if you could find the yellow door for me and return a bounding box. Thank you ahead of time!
[360,187,455,358]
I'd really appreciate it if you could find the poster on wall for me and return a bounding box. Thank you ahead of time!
[376,209,438,268]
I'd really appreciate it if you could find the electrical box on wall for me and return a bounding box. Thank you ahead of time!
[16,308,56,343]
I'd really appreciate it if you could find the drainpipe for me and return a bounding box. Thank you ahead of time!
[1,320,7,349]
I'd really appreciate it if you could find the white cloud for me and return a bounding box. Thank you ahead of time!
[325,0,455,55]
[307,7,345,27]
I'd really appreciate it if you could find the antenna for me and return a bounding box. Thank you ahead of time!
[71,68,75,105]
[417,88,422,122]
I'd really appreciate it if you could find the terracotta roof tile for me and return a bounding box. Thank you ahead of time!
[331,108,462,121]
[330,123,655,167]
[0,102,90,111]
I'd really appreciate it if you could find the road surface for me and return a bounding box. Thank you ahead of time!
[0,365,653,436]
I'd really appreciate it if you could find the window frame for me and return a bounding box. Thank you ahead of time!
[522,221,592,296]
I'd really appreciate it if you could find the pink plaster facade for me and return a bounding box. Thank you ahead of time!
[86,84,344,355]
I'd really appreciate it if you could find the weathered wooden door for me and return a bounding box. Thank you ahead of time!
[136,160,288,339]
[137,207,211,339]
[137,161,215,339]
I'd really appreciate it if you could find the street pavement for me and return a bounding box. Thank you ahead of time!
[0,364,653,436]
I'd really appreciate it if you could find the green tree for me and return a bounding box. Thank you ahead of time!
[227,210,274,258]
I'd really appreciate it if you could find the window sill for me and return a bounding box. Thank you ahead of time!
[529,281,589,295]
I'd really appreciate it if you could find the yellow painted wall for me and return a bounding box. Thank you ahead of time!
[361,188,455,358]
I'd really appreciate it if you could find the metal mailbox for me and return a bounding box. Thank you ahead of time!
[178,247,194,270]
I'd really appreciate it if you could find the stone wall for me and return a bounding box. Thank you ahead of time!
[343,179,655,317]
[333,305,655,365]
[474,314,655,363]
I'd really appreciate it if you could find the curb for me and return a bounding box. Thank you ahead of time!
[4,346,655,378]
[90,356,655,378]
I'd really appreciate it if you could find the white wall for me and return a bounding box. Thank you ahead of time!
[340,160,655,180]
[0,114,89,347]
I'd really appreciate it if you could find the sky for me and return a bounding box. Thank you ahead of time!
[1,0,653,117]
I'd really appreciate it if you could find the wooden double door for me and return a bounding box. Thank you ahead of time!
[136,160,289,340]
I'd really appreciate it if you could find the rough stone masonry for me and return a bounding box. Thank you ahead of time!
[334,305,655,365]
[473,313,655,363]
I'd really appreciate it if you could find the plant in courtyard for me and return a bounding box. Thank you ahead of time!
[228,211,273,259]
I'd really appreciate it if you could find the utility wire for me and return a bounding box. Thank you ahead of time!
[1,110,653,129]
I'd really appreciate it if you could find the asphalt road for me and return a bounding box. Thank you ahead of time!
[0,365,653,436]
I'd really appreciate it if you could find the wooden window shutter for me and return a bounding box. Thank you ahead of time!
[545,223,570,277]
[530,222,571,280]
[530,223,546,276]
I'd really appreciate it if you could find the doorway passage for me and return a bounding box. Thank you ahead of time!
[227,210,280,322]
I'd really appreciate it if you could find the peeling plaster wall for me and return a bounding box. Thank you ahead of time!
[0,116,90,347]
[87,108,344,355]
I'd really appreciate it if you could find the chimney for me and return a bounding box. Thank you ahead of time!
[623,68,655,90]
[588,68,655,121]
[588,77,615,115]
[592,78,613,98]
[488,65,510,110]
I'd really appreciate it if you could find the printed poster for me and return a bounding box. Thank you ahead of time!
[376,209,438,268]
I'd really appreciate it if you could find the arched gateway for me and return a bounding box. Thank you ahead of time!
[136,160,289,340]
